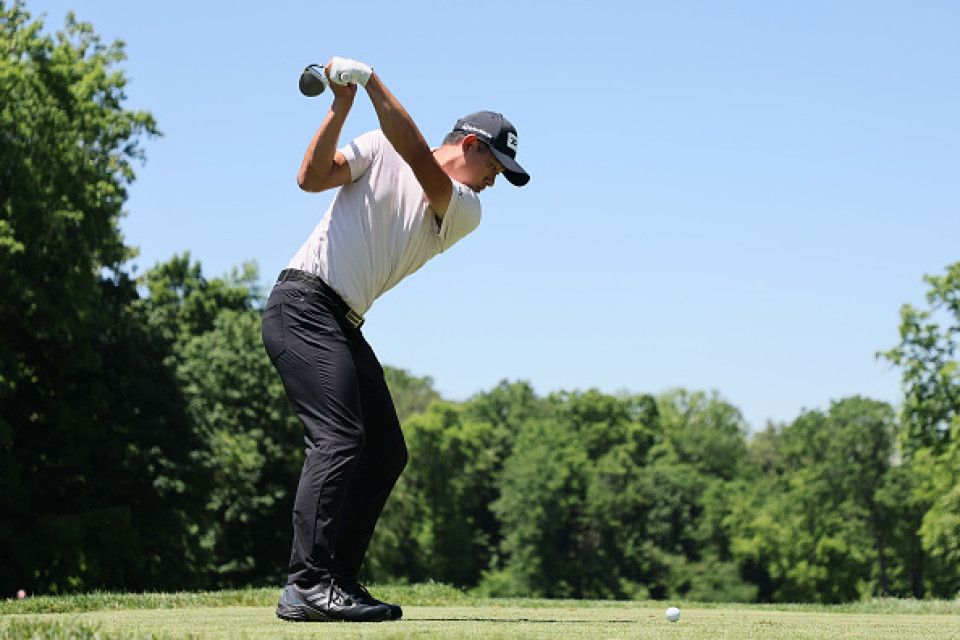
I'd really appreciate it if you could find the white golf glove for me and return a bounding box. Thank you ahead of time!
[329,57,373,87]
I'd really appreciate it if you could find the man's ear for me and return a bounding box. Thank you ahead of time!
[460,133,479,153]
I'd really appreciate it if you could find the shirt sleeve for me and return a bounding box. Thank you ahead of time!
[340,130,384,182]
[437,180,482,251]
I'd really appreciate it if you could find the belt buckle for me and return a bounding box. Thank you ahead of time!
[345,309,364,329]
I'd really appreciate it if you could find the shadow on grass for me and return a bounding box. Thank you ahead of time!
[413,618,639,623]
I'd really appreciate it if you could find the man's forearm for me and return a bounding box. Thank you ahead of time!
[297,95,353,192]
[362,72,452,213]
[363,73,434,167]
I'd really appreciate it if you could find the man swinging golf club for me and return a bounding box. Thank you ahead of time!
[261,56,529,622]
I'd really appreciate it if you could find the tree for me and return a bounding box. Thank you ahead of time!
[882,262,960,596]
[648,389,755,602]
[136,253,258,344]
[363,401,499,586]
[484,390,660,598]
[883,263,960,454]
[366,380,550,587]
[0,2,158,395]
[902,425,960,598]
[728,398,901,602]
[177,307,301,586]
[383,367,441,423]
[0,3,204,595]
[135,255,305,587]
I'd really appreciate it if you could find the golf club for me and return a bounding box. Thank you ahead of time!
[299,63,361,97]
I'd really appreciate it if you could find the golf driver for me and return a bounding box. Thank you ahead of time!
[299,64,364,96]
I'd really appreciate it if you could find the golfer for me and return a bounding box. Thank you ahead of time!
[262,57,529,623]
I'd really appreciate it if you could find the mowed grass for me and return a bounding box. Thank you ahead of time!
[3,584,960,639]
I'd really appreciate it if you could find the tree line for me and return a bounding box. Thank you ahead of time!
[2,2,959,602]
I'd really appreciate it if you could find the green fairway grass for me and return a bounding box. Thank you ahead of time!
[3,586,959,639]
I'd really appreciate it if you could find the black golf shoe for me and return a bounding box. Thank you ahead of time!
[339,580,403,620]
[276,582,392,622]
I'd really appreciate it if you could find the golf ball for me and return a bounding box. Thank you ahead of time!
[665,606,681,622]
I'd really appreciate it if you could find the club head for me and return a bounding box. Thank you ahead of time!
[299,65,327,96]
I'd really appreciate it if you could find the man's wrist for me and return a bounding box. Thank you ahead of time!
[331,94,354,110]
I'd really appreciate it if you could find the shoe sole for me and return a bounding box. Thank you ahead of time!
[277,602,393,623]
[276,603,333,622]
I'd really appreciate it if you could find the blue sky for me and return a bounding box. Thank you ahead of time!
[35,1,960,431]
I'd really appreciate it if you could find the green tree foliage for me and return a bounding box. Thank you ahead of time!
[459,380,550,563]
[461,380,549,451]
[384,367,441,423]
[364,401,500,586]
[0,3,202,595]
[649,390,756,602]
[882,262,960,597]
[728,398,904,603]
[135,255,302,587]
[0,2,157,396]
[482,390,662,599]
[883,263,960,454]
[872,460,928,599]
[915,439,960,597]
[177,308,300,586]
[136,253,258,344]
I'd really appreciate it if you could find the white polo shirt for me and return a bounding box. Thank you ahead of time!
[288,130,482,316]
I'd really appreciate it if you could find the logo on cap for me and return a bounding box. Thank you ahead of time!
[458,123,492,139]
[506,132,518,153]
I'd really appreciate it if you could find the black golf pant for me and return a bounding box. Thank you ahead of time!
[261,274,407,588]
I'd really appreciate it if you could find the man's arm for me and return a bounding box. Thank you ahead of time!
[362,72,454,216]
[297,83,356,193]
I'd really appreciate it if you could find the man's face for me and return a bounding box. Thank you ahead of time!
[461,138,505,193]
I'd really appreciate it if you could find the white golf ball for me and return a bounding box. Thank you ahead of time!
[665,606,681,622]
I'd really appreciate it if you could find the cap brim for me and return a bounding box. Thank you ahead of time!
[491,148,530,187]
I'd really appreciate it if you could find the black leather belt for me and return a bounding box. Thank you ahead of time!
[276,269,365,329]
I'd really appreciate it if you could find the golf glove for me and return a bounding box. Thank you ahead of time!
[329,57,373,87]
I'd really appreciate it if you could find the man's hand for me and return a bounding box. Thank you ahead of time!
[324,64,357,100]
[328,57,373,87]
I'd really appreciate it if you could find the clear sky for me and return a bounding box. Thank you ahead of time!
[34,0,960,431]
